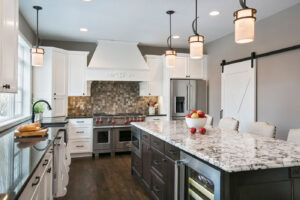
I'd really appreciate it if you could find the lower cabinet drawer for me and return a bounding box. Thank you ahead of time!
[151,171,165,200]
[69,127,92,139]
[69,140,92,153]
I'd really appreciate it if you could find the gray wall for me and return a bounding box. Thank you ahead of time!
[40,40,188,64]
[205,4,300,139]
[19,12,35,45]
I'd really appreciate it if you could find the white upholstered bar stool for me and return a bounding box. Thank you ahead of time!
[247,122,276,138]
[287,129,300,145]
[205,114,213,127]
[218,117,239,131]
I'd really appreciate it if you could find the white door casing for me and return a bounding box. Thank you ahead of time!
[221,60,256,132]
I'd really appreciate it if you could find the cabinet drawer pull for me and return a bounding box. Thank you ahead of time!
[76,121,84,123]
[153,119,160,121]
[32,176,40,187]
[76,145,84,148]
[76,131,85,134]
[2,84,10,89]
[47,168,52,173]
[153,141,160,146]
[153,185,161,192]
[42,159,49,166]
[153,160,161,165]
[168,149,177,154]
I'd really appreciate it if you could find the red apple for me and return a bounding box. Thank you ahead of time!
[199,128,206,135]
[100,120,103,123]
[186,114,191,118]
[190,128,196,134]
[191,110,197,114]
[197,111,205,118]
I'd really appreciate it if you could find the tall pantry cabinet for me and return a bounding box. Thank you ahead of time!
[33,47,68,117]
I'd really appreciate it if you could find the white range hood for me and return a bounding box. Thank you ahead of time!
[86,40,150,81]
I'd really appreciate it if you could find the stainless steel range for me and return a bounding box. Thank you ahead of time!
[93,113,145,156]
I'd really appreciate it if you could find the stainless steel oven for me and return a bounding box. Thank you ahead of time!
[93,128,113,154]
[175,151,221,200]
[131,126,141,158]
[114,127,132,152]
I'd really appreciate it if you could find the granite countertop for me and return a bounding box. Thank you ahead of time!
[0,120,66,200]
[132,120,300,173]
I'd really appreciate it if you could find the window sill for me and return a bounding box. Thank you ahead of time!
[0,116,31,133]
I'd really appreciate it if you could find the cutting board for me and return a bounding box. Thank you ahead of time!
[14,128,48,137]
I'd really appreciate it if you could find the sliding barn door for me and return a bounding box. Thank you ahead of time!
[221,60,256,132]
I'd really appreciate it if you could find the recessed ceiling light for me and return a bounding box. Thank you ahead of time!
[209,10,220,16]
[82,0,92,2]
[172,35,180,39]
[80,28,88,32]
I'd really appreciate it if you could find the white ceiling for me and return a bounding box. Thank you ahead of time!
[19,0,300,48]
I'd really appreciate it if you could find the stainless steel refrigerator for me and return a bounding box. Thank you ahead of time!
[170,79,207,120]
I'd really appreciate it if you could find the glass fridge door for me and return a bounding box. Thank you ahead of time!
[185,167,215,200]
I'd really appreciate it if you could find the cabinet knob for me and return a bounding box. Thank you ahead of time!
[54,93,56,95]
[2,84,10,89]
[83,93,85,95]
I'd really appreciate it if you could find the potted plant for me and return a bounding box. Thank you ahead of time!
[34,102,44,121]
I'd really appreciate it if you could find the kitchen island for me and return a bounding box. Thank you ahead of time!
[131,120,300,200]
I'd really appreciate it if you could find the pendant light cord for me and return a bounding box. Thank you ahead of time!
[192,0,199,35]
[239,0,248,9]
[169,13,172,49]
[36,8,39,47]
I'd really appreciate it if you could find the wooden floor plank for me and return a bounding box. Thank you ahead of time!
[56,153,150,200]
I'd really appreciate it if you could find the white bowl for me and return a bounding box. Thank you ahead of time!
[185,117,207,129]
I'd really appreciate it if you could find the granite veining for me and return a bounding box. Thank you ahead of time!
[132,120,300,172]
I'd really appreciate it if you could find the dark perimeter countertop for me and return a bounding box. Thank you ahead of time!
[0,119,67,200]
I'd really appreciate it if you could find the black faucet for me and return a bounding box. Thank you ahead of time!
[32,100,52,123]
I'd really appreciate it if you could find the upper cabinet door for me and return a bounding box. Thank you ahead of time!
[147,56,163,96]
[169,56,188,79]
[68,53,88,96]
[187,57,204,79]
[52,50,68,96]
[0,0,18,93]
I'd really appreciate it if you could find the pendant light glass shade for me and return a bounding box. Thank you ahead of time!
[31,47,45,67]
[189,35,204,59]
[165,49,176,68]
[234,8,256,44]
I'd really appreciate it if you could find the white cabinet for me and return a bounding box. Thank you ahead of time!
[139,55,163,96]
[19,150,53,200]
[33,47,68,117]
[168,54,207,79]
[68,118,93,157]
[0,0,18,93]
[68,51,89,96]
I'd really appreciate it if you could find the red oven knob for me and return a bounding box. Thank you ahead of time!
[125,120,129,124]
[112,121,116,124]
[130,119,133,122]
[107,120,111,123]
[134,119,137,122]
[96,120,99,124]
[141,119,144,122]
[100,120,103,124]
[137,119,140,122]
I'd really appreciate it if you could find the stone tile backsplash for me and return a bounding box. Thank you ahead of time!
[68,81,158,117]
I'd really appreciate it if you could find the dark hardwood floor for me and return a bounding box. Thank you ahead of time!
[57,153,150,200]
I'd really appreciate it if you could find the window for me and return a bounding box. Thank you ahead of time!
[0,35,31,124]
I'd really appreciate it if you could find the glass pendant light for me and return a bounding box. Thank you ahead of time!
[31,6,45,67]
[188,0,204,59]
[234,0,257,44]
[165,10,176,68]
